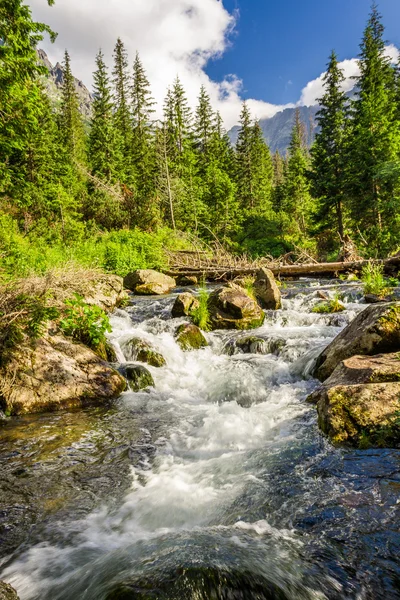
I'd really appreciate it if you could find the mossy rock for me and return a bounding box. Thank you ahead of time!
[0,581,20,599]
[119,363,155,392]
[172,292,200,318]
[123,337,166,368]
[314,302,400,382]
[208,286,265,331]
[309,353,400,448]
[175,323,208,351]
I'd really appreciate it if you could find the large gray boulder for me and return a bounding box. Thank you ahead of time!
[171,292,199,318]
[309,353,400,447]
[0,334,126,415]
[314,302,400,382]
[123,270,176,295]
[254,268,282,310]
[0,582,19,600]
[208,286,265,330]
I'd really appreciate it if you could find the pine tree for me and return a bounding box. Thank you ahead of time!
[311,51,348,240]
[112,38,131,177]
[89,50,118,181]
[272,151,286,213]
[346,3,399,249]
[194,85,215,171]
[59,50,86,165]
[235,102,254,210]
[284,108,313,236]
[131,52,158,228]
[0,0,56,196]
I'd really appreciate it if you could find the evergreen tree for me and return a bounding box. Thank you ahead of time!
[194,85,215,171]
[89,50,118,181]
[235,102,254,210]
[346,3,399,249]
[112,37,131,177]
[311,50,348,240]
[271,151,286,213]
[59,50,86,165]
[284,108,313,237]
[131,52,158,227]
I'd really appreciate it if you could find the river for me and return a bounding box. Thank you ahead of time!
[1,280,400,599]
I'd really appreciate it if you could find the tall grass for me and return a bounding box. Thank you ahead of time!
[361,262,388,297]
[191,285,211,331]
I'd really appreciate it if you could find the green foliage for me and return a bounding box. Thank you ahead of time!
[241,276,256,300]
[59,294,111,351]
[312,292,345,313]
[191,286,211,332]
[361,262,389,296]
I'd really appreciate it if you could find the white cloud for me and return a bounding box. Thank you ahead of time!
[28,0,289,128]
[299,44,400,106]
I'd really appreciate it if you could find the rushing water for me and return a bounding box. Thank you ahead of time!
[1,281,400,599]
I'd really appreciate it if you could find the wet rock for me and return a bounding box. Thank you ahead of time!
[119,364,155,391]
[0,334,126,416]
[123,337,166,367]
[316,290,329,300]
[171,292,199,318]
[224,335,269,355]
[309,353,400,447]
[0,581,19,600]
[254,268,282,310]
[175,323,208,351]
[208,286,265,330]
[123,270,176,296]
[364,293,394,304]
[178,275,198,286]
[314,302,400,382]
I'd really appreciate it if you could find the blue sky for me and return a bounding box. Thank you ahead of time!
[29,0,400,127]
[207,0,400,105]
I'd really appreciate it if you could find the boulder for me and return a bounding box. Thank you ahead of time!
[0,334,126,416]
[119,363,155,391]
[308,353,400,447]
[364,293,394,304]
[123,270,176,295]
[254,268,282,310]
[175,323,208,351]
[82,274,128,312]
[171,292,200,318]
[314,302,400,382]
[178,275,198,286]
[0,582,19,600]
[208,286,265,330]
[122,337,166,367]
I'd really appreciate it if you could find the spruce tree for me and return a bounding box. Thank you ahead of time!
[59,50,86,165]
[346,3,399,249]
[89,50,118,181]
[194,85,215,171]
[112,38,131,178]
[235,101,254,210]
[284,108,313,237]
[131,52,158,227]
[311,51,348,240]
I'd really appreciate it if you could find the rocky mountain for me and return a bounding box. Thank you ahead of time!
[228,104,319,154]
[37,49,92,119]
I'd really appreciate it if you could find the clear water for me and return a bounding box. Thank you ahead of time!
[1,281,400,599]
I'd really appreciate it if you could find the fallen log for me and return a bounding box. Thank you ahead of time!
[165,257,400,281]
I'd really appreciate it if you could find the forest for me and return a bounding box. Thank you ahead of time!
[1,0,400,280]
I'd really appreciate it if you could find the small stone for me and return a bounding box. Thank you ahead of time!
[175,323,208,351]
[178,275,198,286]
[172,292,200,318]
[119,364,155,391]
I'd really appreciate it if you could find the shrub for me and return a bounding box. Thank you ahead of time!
[191,286,211,332]
[361,262,389,297]
[59,294,111,352]
[312,292,345,314]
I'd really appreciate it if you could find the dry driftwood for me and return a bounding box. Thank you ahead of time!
[164,257,400,281]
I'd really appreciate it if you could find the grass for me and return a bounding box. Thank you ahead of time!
[191,285,211,332]
[312,292,345,314]
[241,276,256,300]
[361,262,389,297]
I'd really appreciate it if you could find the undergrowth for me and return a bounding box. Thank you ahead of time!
[312,292,345,314]
[361,262,389,297]
[191,285,211,332]
[59,294,111,352]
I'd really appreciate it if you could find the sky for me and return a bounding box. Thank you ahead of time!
[28,0,400,128]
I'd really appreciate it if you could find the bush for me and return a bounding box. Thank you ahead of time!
[361,262,389,297]
[312,292,345,314]
[59,294,111,352]
[191,286,211,332]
